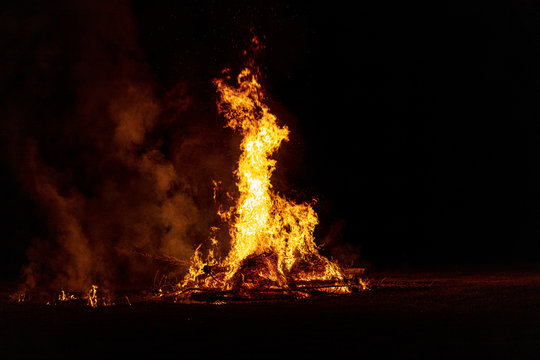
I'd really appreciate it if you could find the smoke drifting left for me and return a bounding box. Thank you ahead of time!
[1,1,235,292]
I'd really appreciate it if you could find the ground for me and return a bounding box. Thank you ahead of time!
[2,266,540,358]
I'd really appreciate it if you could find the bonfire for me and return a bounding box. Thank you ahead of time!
[175,59,367,301]
[11,41,367,306]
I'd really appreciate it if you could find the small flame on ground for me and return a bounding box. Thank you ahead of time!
[87,285,98,308]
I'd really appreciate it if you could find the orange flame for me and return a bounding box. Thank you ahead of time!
[87,285,98,308]
[182,64,348,292]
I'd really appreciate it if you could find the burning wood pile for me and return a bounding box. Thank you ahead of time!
[170,54,368,301]
[176,253,367,302]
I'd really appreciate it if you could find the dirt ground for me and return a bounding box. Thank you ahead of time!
[2,267,540,359]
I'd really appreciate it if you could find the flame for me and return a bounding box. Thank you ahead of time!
[58,290,76,301]
[87,285,98,308]
[182,65,348,293]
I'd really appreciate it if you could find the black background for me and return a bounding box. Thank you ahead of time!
[2,0,540,281]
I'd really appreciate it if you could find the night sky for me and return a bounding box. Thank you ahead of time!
[1,1,539,284]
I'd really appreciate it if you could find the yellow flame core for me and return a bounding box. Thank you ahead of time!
[217,69,289,271]
[184,67,345,290]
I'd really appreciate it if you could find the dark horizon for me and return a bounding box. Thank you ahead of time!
[1,1,539,285]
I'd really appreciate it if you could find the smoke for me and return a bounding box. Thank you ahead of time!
[321,219,366,268]
[1,1,230,291]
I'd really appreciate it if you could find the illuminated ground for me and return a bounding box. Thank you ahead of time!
[2,267,540,358]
